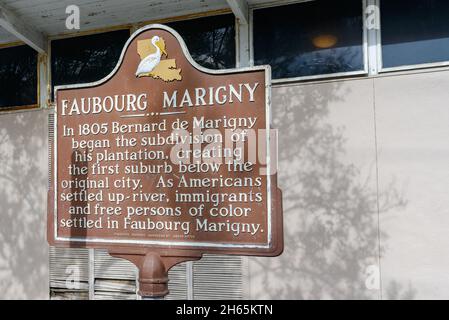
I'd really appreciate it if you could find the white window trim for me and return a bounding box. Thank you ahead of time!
[366,0,381,75]
[381,60,449,73]
[249,0,369,84]
[250,0,449,80]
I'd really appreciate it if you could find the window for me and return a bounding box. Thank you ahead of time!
[381,0,449,69]
[0,45,37,109]
[253,0,364,79]
[51,29,130,96]
[167,14,236,69]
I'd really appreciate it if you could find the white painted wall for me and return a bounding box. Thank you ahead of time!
[375,71,449,300]
[248,79,381,299]
[0,69,448,300]
[0,109,49,299]
[248,69,449,300]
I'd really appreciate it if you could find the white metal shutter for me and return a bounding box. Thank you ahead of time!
[49,247,89,300]
[192,255,244,300]
[49,250,245,299]
[48,112,54,190]
[166,262,188,300]
[93,249,138,300]
[93,250,191,300]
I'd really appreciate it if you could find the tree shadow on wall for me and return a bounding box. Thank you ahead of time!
[252,80,412,299]
[0,110,49,299]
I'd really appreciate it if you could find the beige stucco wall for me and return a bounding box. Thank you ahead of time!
[248,78,381,299]
[0,69,448,300]
[375,71,449,299]
[248,69,449,300]
[0,109,50,299]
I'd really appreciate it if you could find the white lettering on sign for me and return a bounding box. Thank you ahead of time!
[60,82,259,116]
[61,93,148,116]
[162,83,259,109]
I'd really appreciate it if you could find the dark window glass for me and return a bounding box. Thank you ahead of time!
[381,0,449,68]
[51,29,129,96]
[253,0,364,79]
[0,45,37,108]
[167,14,236,69]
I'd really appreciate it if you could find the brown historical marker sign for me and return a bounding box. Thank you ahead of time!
[47,24,283,297]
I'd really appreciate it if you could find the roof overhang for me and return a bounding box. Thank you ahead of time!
[0,0,289,52]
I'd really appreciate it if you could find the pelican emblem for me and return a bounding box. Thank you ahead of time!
[135,36,182,82]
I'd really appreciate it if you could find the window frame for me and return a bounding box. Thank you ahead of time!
[3,0,449,112]
[249,0,369,83]
[0,42,40,112]
[46,10,238,106]
[135,10,237,68]
[48,26,133,102]
[164,13,238,70]
[378,0,449,73]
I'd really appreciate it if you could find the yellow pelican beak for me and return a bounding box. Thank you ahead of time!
[156,39,167,56]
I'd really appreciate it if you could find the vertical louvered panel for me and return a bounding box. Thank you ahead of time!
[47,112,54,190]
[49,247,89,300]
[94,249,137,280]
[93,249,138,300]
[94,279,137,300]
[166,262,188,300]
[192,255,243,300]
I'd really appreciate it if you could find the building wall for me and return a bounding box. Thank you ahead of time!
[0,68,448,300]
[248,78,380,300]
[0,109,50,299]
[248,68,449,300]
[375,70,449,300]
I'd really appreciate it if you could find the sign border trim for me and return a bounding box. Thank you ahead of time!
[52,24,273,250]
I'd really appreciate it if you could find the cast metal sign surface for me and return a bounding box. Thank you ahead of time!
[47,24,283,258]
